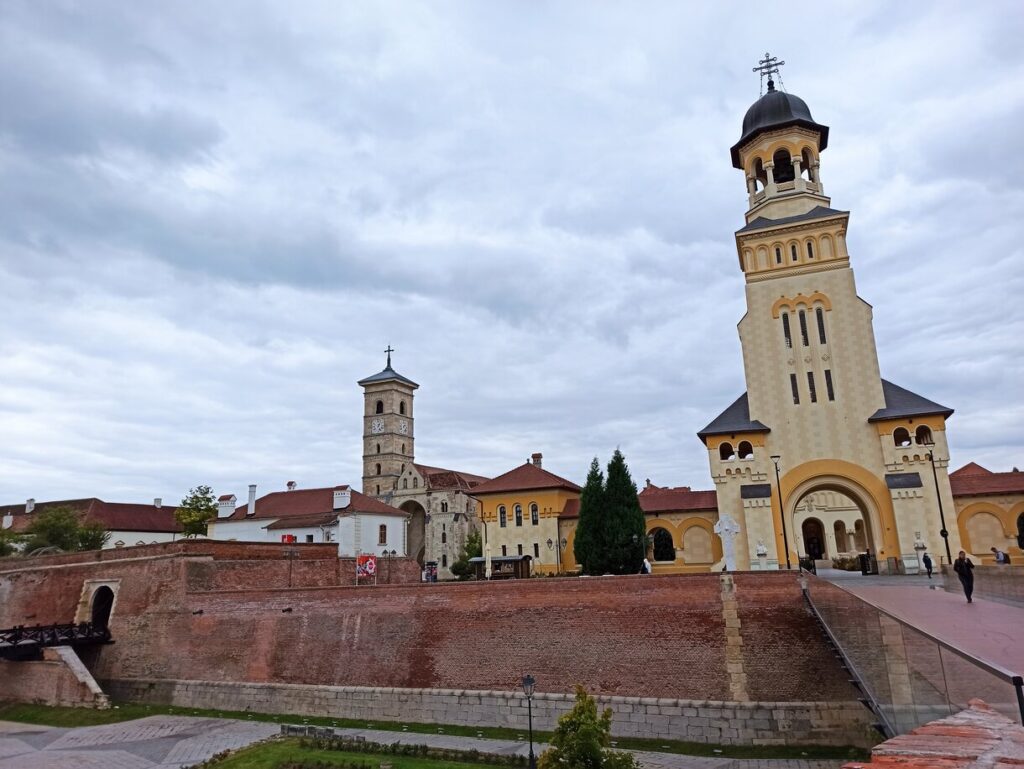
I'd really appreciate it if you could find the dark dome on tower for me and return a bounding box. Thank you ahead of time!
[730,81,829,168]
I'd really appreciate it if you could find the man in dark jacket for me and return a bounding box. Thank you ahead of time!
[921,552,933,579]
[953,550,975,603]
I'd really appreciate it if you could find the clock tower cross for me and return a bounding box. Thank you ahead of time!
[358,348,418,498]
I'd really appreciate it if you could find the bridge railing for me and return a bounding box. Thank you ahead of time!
[802,574,1024,736]
[0,622,111,659]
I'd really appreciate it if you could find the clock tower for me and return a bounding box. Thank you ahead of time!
[358,347,418,498]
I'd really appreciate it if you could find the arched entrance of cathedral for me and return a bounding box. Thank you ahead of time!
[793,487,873,561]
[400,500,427,566]
[800,518,827,560]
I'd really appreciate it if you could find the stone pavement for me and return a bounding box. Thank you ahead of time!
[0,716,278,769]
[818,569,1024,673]
[0,716,848,769]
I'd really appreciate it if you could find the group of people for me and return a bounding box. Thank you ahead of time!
[950,547,1013,604]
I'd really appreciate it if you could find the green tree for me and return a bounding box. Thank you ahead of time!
[175,485,217,537]
[573,458,606,575]
[449,528,482,579]
[0,527,22,557]
[538,685,639,769]
[22,506,110,553]
[602,449,646,575]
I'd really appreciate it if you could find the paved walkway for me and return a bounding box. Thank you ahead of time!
[818,569,1024,674]
[0,717,846,769]
[0,716,278,769]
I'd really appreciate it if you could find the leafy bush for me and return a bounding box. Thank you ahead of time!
[831,555,860,571]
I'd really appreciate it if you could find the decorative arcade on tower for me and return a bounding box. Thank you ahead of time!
[698,54,962,574]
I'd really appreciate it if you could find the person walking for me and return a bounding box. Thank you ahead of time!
[990,547,1010,565]
[953,550,975,603]
[921,552,933,579]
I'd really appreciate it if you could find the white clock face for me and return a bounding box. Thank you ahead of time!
[370,418,384,434]
[398,419,409,435]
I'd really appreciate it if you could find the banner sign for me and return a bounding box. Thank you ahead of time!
[356,555,377,578]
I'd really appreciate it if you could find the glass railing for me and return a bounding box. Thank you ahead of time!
[803,574,1024,735]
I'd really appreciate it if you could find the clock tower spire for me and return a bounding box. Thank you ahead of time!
[358,348,418,498]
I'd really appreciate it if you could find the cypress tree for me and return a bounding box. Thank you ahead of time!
[573,457,606,575]
[603,449,646,574]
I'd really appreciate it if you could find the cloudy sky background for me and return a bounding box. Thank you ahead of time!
[1,1,1022,504]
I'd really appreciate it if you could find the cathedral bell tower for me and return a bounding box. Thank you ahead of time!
[358,347,418,498]
[699,55,960,574]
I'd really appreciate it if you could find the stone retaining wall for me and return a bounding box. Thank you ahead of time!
[103,678,874,748]
[0,647,109,708]
[942,564,1024,604]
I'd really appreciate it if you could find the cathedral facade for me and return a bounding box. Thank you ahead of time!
[698,72,963,573]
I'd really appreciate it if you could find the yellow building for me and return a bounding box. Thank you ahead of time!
[699,63,962,573]
[951,463,1024,562]
[471,453,580,575]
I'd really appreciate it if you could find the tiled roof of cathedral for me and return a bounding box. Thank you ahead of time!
[228,486,407,521]
[559,485,718,519]
[0,498,182,534]
[868,379,954,422]
[949,463,1024,497]
[697,392,770,441]
[414,464,490,491]
[736,205,847,234]
[470,462,580,496]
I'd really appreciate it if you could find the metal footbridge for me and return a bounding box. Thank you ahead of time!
[0,622,112,661]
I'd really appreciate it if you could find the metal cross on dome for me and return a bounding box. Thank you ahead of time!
[752,52,785,95]
[384,345,394,367]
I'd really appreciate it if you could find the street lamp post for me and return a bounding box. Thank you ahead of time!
[521,674,537,769]
[770,455,792,570]
[924,444,953,565]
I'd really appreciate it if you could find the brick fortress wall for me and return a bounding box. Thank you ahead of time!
[0,544,870,744]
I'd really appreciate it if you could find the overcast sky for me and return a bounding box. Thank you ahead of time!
[1,1,1022,505]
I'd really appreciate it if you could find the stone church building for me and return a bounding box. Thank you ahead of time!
[698,71,964,573]
[358,352,489,579]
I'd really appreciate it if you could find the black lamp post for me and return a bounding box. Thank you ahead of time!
[924,443,953,565]
[770,455,792,570]
[521,674,537,769]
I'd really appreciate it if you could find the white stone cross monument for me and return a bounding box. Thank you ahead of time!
[714,512,741,572]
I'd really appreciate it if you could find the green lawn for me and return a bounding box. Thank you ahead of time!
[0,702,868,761]
[200,741,502,769]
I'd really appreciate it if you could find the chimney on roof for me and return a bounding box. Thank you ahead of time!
[333,487,351,510]
[154,498,162,508]
[25,498,35,514]
[247,484,257,517]
[287,480,297,491]
[531,453,543,469]
[1,513,12,530]
[645,479,651,488]
[217,494,237,519]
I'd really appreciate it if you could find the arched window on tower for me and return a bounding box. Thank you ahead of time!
[376,443,380,453]
[499,506,507,527]
[441,501,449,513]
[400,401,406,415]
[772,149,795,183]
[719,442,735,461]
[737,441,753,460]
[753,157,767,191]
[893,428,912,447]
[376,463,382,475]
[375,400,384,414]
[782,312,792,348]
[915,426,933,445]
[802,148,814,181]
[775,246,782,265]
[791,243,799,262]
[806,241,814,259]
[816,307,827,344]
[798,310,809,346]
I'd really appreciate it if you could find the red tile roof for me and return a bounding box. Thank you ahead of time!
[470,462,581,496]
[414,464,490,491]
[228,486,407,521]
[560,485,718,519]
[0,498,182,534]
[950,464,1024,497]
[264,512,337,530]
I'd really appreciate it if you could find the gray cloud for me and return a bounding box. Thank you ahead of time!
[1,0,1022,505]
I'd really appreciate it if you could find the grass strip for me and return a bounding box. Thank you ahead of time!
[0,701,867,761]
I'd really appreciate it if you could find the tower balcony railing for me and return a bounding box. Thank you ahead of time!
[802,574,1024,736]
